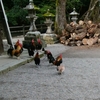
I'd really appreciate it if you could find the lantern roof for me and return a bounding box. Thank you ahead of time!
[70,8,79,16]
[24,0,40,10]
[43,9,55,17]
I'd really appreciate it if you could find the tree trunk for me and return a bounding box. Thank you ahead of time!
[55,0,67,34]
[84,0,100,23]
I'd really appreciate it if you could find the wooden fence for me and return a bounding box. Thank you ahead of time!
[10,24,54,37]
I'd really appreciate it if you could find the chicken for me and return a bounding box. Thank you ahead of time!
[53,54,62,69]
[34,52,40,65]
[45,51,55,64]
[23,39,36,57]
[27,39,36,57]
[42,48,55,64]
[48,55,55,64]
[7,40,23,59]
[36,38,42,51]
[42,48,53,60]
[46,51,53,60]
[57,65,65,74]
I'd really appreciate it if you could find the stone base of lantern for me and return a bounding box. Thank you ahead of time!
[41,33,58,44]
[23,31,47,48]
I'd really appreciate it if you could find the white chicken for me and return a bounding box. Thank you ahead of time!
[57,65,65,74]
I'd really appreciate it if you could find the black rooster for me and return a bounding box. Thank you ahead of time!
[42,48,55,64]
[42,48,52,59]
[34,52,40,65]
[36,38,42,51]
[46,51,55,64]
[23,39,36,57]
[48,55,55,64]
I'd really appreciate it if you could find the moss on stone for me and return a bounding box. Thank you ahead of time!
[43,9,55,17]
[33,4,40,10]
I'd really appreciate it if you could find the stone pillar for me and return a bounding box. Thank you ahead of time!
[0,29,4,55]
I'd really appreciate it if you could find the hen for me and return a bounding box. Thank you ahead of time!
[57,65,65,75]
[7,40,23,59]
[34,52,40,66]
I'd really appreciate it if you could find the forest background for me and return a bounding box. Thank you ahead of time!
[3,0,90,26]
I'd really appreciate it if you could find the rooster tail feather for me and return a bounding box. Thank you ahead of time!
[7,48,13,56]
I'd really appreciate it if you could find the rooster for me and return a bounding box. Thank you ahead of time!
[53,54,62,70]
[42,48,55,64]
[42,48,53,59]
[36,38,42,51]
[34,52,40,66]
[27,39,36,57]
[49,56,55,64]
[7,40,23,59]
[23,39,36,57]
[47,51,55,64]
[46,51,53,60]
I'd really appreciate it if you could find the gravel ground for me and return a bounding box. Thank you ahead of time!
[1,43,100,100]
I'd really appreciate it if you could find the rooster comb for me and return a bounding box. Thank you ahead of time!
[60,54,62,57]
[37,38,41,42]
[16,39,20,44]
[32,39,34,43]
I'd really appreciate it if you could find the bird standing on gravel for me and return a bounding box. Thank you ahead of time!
[34,52,40,66]
[57,65,65,75]
[23,39,35,57]
[53,54,62,69]
[7,40,23,59]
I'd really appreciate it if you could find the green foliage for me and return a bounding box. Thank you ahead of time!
[37,0,56,24]
[3,0,29,26]
[36,0,56,17]
[66,0,90,21]
[3,0,13,10]
[6,6,28,25]
[3,0,90,26]
[12,0,28,7]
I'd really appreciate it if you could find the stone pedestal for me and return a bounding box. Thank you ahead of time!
[41,33,58,44]
[23,31,47,48]
[44,19,53,34]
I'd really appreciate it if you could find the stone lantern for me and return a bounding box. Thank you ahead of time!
[24,0,39,32]
[23,0,46,48]
[70,8,79,24]
[41,9,58,44]
[43,9,55,34]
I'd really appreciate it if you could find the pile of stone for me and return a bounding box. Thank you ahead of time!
[60,20,100,46]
